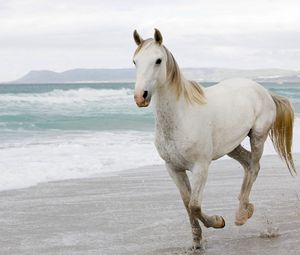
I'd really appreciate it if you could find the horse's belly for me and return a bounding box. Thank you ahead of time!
[212,126,251,159]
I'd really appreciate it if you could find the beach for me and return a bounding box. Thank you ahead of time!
[1,154,300,255]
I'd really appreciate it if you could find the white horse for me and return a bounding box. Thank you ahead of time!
[132,29,295,249]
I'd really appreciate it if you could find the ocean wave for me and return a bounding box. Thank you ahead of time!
[0,88,134,104]
[0,87,152,132]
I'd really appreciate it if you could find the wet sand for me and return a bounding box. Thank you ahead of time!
[1,154,300,255]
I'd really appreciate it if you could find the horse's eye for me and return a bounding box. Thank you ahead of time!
[133,60,136,65]
[156,58,162,65]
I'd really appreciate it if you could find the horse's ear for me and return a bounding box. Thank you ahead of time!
[133,30,143,46]
[154,28,163,44]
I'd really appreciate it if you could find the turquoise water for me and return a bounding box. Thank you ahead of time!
[0,82,299,133]
[0,83,152,132]
[0,82,299,191]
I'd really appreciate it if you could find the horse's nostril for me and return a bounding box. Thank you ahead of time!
[143,91,148,99]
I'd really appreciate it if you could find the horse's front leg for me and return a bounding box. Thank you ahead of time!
[166,163,203,249]
[189,162,225,229]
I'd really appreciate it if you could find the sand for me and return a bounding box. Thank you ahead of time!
[1,154,300,255]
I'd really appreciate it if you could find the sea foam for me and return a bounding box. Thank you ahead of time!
[0,88,133,104]
[0,131,162,191]
[0,118,299,192]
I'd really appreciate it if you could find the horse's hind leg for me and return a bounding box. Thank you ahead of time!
[229,131,268,225]
[228,145,253,225]
[166,163,203,249]
[238,132,268,225]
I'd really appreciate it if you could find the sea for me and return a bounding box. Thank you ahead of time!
[0,82,299,191]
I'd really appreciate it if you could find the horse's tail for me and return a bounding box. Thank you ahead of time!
[269,94,296,176]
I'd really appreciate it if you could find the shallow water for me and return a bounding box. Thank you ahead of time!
[0,82,299,191]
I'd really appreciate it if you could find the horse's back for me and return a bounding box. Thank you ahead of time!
[205,78,275,113]
[206,77,276,128]
[206,78,267,96]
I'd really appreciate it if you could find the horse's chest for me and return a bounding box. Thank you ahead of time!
[155,130,192,169]
[154,107,198,168]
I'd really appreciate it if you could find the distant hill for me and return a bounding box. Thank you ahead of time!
[12,68,135,83]
[10,68,300,84]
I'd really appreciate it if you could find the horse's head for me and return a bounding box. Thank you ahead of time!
[132,29,166,107]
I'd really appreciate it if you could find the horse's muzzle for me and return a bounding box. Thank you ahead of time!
[136,100,150,107]
[134,90,151,107]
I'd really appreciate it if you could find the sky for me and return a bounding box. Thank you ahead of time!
[0,0,300,82]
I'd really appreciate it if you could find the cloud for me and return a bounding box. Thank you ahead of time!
[0,0,300,81]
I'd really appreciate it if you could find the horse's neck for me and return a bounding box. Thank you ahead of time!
[153,84,182,136]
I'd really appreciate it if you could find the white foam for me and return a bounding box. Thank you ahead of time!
[0,87,144,117]
[0,88,133,105]
[0,118,299,192]
[0,131,163,191]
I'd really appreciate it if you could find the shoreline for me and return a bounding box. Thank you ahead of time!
[1,154,300,254]
[1,149,299,193]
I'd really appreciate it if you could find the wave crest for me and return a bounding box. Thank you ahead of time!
[0,88,133,104]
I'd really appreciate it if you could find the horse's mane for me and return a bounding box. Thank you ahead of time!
[163,46,206,104]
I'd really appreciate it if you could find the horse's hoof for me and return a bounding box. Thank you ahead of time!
[235,208,248,226]
[189,240,207,253]
[235,218,246,226]
[247,203,254,219]
[214,215,226,228]
[235,203,255,226]
[189,245,203,251]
